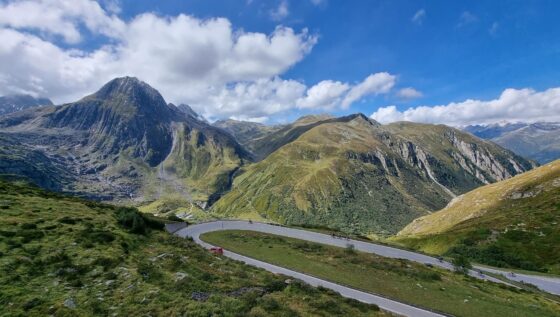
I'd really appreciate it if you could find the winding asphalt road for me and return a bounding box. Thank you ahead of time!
[173,220,560,316]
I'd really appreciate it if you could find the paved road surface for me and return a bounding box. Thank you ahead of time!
[174,220,560,315]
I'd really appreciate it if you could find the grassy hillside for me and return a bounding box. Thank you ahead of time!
[213,115,534,236]
[396,160,560,273]
[0,179,386,316]
[245,114,336,161]
[212,115,450,236]
[202,230,560,317]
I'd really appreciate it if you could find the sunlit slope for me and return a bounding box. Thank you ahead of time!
[213,114,533,235]
[0,179,385,316]
[397,160,560,273]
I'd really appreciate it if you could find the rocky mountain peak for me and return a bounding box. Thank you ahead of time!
[87,76,170,116]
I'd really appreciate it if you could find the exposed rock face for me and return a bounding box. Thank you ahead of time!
[0,94,53,116]
[0,77,250,203]
[175,103,208,123]
[38,77,177,166]
[446,130,520,182]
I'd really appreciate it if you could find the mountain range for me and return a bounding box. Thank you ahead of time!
[0,94,53,116]
[0,77,537,235]
[213,116,535,234]
[464,122,560,164]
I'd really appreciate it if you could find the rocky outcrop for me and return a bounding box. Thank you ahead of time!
[446,130,518,182]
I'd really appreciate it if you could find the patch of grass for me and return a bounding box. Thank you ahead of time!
[0,179,386,316]
[202,230,560,317]
[396,164,560,274]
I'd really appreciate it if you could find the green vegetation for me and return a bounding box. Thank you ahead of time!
[212,115,451,236]
[396,160,560,274]
[0,179,386,316]
[212,115,533,237]
[202,230,560,317]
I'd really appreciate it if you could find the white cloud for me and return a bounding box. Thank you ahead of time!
[0,0,125,43]
[297,80,349,109]
[202,77,307,120]
[0,0,397,121]
[371,87,560,126]
[341,72,396,108]
[411,9,426,25]
[270,0,289,21]
[397,87,423,99]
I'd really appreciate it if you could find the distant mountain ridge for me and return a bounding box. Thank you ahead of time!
[0,94,53,116]
[213,119,283,153]
[464,122,560,163]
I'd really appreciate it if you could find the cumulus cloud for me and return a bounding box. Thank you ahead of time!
[341,72,396,108]
[397,87,423,99]
[0,0,397,121]
[297,80,349,109]
[370,87,560,126]
[202,77,306,120]
[0,0,125,43]
[411,9,426,25]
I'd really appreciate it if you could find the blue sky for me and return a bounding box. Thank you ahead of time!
[1,0,559,125]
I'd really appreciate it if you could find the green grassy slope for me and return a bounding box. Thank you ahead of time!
[212,115,451,236]
[0,179,386,316]
[396,160,560,273]
[202,230,560,317]
[212,115,534,236]
[245,114,336,161]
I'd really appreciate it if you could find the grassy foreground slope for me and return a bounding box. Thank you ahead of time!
[396,160,560,273]
[202,230,560,317]
[0,179,386,316]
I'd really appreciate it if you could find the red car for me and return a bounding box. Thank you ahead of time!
[209,247,224,255]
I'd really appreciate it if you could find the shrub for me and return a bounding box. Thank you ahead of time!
[345,243,356,255]
[20,223,37,230]
[115,207,165,234]
[452,254,472,274]
[58,216,78,224]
